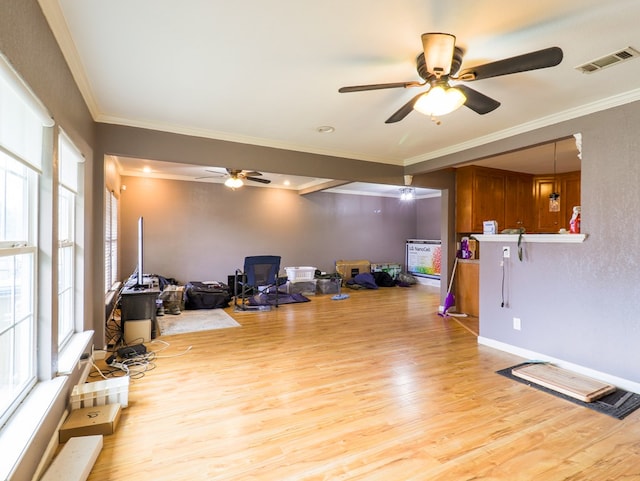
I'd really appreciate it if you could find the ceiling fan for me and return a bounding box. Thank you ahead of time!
[197,168,271,188]
[338,33,563,124]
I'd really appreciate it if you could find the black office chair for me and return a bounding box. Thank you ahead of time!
[234,255,282,311]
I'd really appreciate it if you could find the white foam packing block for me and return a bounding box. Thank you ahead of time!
[41,435,103,481]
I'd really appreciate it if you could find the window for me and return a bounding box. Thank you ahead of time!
[105,188,118,292]
[57,131,82,349]
[0,55,53,427]
[0,154,37,428]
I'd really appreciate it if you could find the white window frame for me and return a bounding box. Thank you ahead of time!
[105,188,118,293]
[0,54,52,428]
[57,131,82,349]
[0,147,39,428]
[57,185,75,349]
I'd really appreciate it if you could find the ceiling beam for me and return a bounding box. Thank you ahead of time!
[298,180,350,195]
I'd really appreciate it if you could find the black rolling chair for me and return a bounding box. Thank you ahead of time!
[234,255,282,311]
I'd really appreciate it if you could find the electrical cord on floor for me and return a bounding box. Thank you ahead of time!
[501,259,506,308]
[90,358,110,380]
[151,339,193,358]
[88,339,191,382]
[89,349,154,380]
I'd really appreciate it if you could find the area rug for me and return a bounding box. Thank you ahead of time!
[497,362,640,420]
[157,308,240,336]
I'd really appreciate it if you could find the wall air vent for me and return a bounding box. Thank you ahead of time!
[576,47,640,74]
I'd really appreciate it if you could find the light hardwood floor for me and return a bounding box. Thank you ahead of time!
[88,285,640,481]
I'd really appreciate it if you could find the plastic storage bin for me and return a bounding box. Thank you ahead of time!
[317,278,341,294]
[71,376,129,409]
[286,279,317,295]
[285,266,316,282]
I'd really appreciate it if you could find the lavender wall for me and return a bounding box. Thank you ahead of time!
[416,196,442,240]
[476,101,640,385]
[120,176,420,283]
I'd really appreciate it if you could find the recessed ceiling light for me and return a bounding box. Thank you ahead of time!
[143,166,152,173]
[317,125,335,133]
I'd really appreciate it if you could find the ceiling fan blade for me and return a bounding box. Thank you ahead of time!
[246,176,271,184]
[195,175,221,180]
[457,46,563,81]
[243,171,262,176]
[385,92,425,124]
[455,85,501,114]
[339,81,423,93]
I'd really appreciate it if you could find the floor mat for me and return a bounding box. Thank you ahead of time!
[497,362,640,420]
[248,292,310,306]
[158,309,240,336]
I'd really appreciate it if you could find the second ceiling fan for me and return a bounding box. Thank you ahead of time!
[198,168,271,189]
[339,33,563,124]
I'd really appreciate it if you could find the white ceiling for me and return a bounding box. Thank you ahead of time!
[114,156,441,198]
[39,0,639,193]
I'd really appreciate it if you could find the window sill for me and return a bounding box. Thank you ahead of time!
[57,330,93,376]
[473,233,587,244]
[0,378,66,480]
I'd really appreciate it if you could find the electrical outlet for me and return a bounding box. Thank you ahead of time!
[513,317,521,330]
[503,246,510,258]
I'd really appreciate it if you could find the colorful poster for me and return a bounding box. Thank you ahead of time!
[406,240,441,279]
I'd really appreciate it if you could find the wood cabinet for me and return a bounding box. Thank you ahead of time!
[533,171,581,232]
[504,172,534,231]
[454,260,479,317]
[456,165,580,234]
[456,166,506,233]
[456,166,534,233]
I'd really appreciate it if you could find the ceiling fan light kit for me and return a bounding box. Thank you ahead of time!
[199,168,272,189]
[224,176,244,189]
[413,84,467,118]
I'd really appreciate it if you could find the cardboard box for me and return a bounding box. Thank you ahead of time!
[483,220,497,234]
[335,260,370,282]
[468,239,478,259]
[59,404,121,443]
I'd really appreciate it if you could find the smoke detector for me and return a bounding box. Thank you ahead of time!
[576,47,640,74]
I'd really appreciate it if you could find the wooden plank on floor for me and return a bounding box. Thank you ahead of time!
[512,363,616,402]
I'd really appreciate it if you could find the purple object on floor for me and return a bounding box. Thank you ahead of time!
[248,292,310,306]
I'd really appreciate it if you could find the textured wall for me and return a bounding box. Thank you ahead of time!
[416,196,442,240]
[478,100,640,383]
[119,176,420,283]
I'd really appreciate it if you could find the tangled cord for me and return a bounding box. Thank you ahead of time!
[89,339,192,381]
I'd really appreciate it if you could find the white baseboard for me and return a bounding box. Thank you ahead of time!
[31,412,68,481]
[478,336,640,394]
[415,277,440,287]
